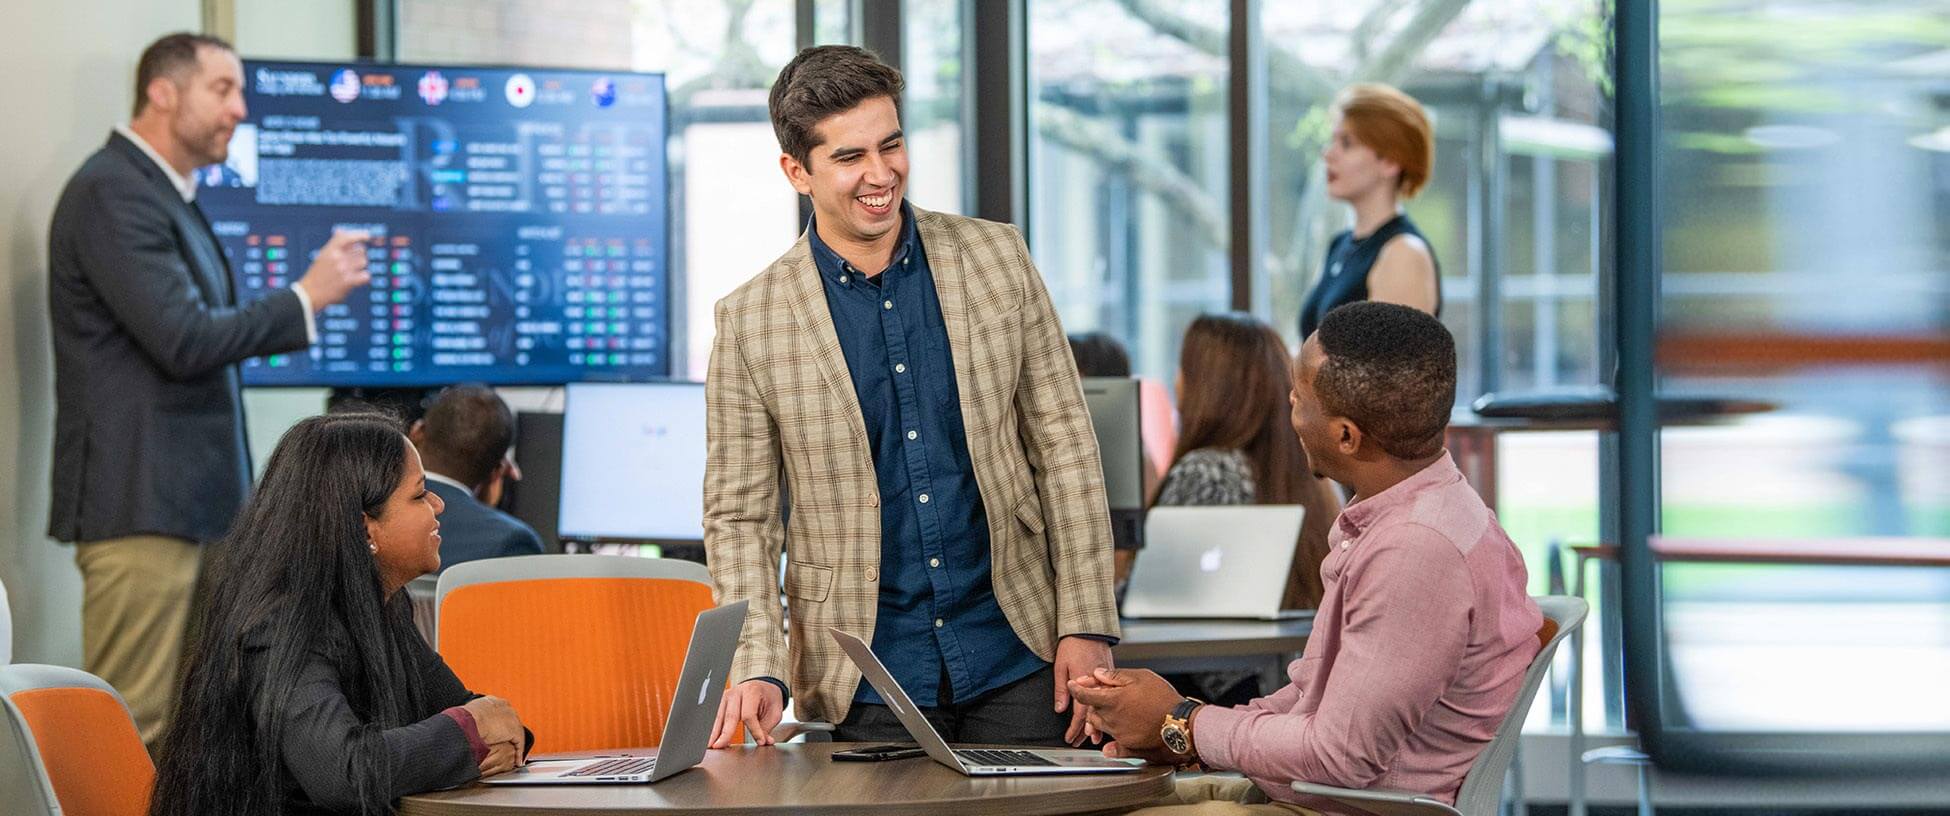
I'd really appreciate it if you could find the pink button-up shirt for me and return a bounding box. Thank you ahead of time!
[1193,452,1542,811]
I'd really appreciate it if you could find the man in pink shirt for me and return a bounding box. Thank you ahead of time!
[1073,302,1544,814]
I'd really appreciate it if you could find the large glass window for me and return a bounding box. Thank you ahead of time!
[1027,0,1232,382]
[1651,0,1950,735]
[399,0,802,378]
[1251,0,1616,731]
[903,0,968,215]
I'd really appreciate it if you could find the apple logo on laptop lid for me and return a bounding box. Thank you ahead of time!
[1200,546,1223,573]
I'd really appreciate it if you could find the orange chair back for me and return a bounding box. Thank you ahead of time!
[437,575,730,753]
[9,686,155,816]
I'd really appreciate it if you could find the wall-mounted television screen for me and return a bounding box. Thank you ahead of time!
[199,60,669,387]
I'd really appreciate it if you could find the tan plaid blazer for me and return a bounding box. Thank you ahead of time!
[703,207,1120,724]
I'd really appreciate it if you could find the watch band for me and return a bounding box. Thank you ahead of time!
[1171,698,1203,722]
[1169,698,1204,762]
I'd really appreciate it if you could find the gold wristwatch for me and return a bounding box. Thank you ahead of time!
[1160,698,1204,759]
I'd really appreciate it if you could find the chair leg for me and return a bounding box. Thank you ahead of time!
[1635,760,1655,816]
[1504,744,1527,816]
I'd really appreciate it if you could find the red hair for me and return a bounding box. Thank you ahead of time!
[1334,83,1434,198]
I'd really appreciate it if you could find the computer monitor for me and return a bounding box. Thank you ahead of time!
[1082,377,1144,513]
[200,60,670,387]
[1083,376,1147,558]
[557,382,705,545]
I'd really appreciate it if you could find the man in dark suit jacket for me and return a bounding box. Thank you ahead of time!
[45,32,370,748]
[408,386,544,570]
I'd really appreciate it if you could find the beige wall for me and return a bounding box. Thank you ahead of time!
[0,0,352,666]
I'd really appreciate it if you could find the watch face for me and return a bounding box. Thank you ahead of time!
[1162,724,1190,755]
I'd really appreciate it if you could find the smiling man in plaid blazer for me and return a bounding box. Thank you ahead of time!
[704,46,1121,748]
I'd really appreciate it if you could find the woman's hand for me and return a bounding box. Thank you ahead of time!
[463,695,525,748]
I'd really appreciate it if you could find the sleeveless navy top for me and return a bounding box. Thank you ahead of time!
[1297,214,1442,339]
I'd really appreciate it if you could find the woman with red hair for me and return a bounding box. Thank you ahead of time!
[1298,83,1442,340]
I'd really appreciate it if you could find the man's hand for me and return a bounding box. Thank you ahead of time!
[1053,635,1115,746]
[295,230,372,309]
[1068,667,1187,765]
[710,679,784,749]
[478,740,522,777]
[461,695,526,748]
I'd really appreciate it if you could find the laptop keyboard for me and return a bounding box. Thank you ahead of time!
[954,749,1057,767]
[564,757,657,778]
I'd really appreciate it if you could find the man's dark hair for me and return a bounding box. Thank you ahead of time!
[1068,331,1132,378]
[1313,302,1456,460]
[416,385,515,488]
[133,32,234,117]
[768,45,904,168]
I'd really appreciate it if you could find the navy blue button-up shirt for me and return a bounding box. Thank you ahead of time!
[808,205,1046,707]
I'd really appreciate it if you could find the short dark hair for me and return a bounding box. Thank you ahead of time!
[1313,302,1456,460]
[133,32,234,117]
[1068,331,1132,378]
[416,385,515,488]
[768,45,904,168]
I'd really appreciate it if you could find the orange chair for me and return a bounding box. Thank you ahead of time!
[435,554,736,754]
[0,664,155,816]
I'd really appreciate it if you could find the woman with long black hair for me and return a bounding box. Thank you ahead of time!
[151,412,530,816]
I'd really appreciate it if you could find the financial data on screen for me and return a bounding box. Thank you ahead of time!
[199,60,669,386]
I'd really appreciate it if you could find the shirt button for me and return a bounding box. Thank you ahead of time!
[934,618,945,629]
[917,493,930,504]
[883,299,893,310]
[894,363,906,374]
[839,274,849,283]
[929,557,941,568]
[907,430,918,440]
[865,566,879,582]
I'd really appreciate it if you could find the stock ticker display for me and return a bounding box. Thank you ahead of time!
[200,61,669,386]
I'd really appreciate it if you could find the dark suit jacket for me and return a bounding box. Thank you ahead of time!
[46,132,309,544]
[427,479,545,570]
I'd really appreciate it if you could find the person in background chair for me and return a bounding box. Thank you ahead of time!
[46,32,370,750]
[1154,314,1340,611]
[1147,313,1341,707]
[407,385,543,570]
[1071,303,1542,815]
[151,413,531,816]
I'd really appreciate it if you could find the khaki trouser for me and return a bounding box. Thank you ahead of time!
[74,535,200,751]
[1124,775,1324,815]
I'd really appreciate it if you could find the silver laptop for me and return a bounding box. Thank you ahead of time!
[481,600,747,785]
[829,629,1143,776]
[1122,505,1314,620]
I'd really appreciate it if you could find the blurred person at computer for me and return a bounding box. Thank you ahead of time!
[151,413,532,816]
[1145,313,1342,707]
[1296,84,1441,342]
[407,385,543,570]
[1069,303,1543,815]
[46,31,371,750]
[1154,314,1340,609]
[705,45,1119,750]
[1067,330,1164,586]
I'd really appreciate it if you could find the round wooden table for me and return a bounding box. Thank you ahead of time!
[398,743,1178,815]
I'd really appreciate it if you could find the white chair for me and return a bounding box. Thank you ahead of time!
[0,577,12,664]
[1290,596,1589,816]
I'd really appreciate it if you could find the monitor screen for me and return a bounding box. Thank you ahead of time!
[200,60,670,387]
[557,382,705,542]
[1082,377,1144,512]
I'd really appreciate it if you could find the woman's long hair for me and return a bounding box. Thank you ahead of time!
[1172,313,1339,606]
[151,413,428,816]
